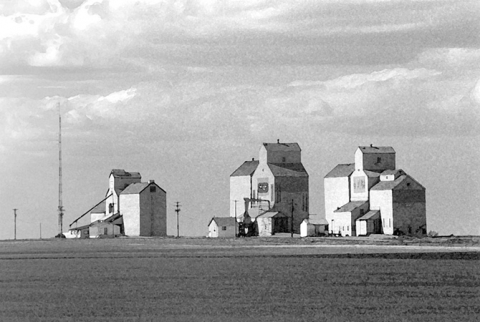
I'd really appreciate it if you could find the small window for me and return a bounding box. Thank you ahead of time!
[282,157,286,162]
[377,157,381,163]
[104,228,108,235]
[109,203,114,213]
[347,226,349,231]
[150,186,156,192]
[222,226,227,231]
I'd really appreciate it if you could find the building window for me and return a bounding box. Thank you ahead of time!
[109,203,114,213]
[222,226,227,231]
[347,226,349,231]
[150,186,156,192]
[104,228,108,235]
[258,182,268,193]
[377,157,381,164]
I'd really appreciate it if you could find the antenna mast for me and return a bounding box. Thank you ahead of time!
[58,103,64,236]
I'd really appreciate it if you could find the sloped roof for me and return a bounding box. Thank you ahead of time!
[69,223,91,231]
[263,142,301,152]
[358,146,395,154]
[334,201,368,213]
[364,170,381,177]
[357,210,380,221]
[257,211,287,219]
[208,217,237,227]
[305,217,329,225]
[371,174,425,191]
[231,160,259,177]
[268,163,308,177]
[110,169,141,179]
[91,201,105,214]
[121,182,149,194]
[325,163,354,178]
[381,169,403,176]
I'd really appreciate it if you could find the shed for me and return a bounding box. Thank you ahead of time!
[256,212,288,236]
[89,213,123,238]
[68,223,91,239]
[356,210,381,236]
[208,217,237,238]
[300,217,329,237]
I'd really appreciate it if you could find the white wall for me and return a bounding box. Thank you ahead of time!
[120,194,140,236]
[230,176,252,217]
[251,163,275,209]
[324,176,350,231]
[370,190,394,235]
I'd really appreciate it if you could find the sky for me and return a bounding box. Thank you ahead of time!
[0,0,479,239]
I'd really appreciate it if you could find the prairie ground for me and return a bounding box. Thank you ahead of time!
[0,237,479,322]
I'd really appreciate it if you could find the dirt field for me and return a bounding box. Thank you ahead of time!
[0,237,479,321]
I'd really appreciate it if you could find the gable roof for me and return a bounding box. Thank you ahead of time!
[357,210,380,221]
[91,201,105,214]
[305,217,329,225]
[263,142,301,152]
[110,169,141,179]
[334,201,368,213]
[358,146,395,154]
[268,163,308,177]
[364,170,381,177]
[325,163,354,178]
[121,182,150,194]
[371,174,425,191]
[231,160,259,177]
[208,217,237,227]
[381,169,403,176]
[256,211,287,219]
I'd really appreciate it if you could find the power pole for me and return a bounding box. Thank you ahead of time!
[57,102,64,237]
[291,199,294,238]
[13,209,17,240]
[234,200,237,238]
[175,202,181,238]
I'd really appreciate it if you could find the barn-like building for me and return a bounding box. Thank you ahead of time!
[69,169,167,238]
[324,145,426,237]
[230,140,309,235]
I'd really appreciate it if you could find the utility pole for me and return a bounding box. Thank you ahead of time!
[291,200,294,238]
[57,102,64,237]
[234,200,237,238]
[13,209,17,240]
[175,202,181,238]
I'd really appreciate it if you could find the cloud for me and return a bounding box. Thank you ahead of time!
[1,0,478,70]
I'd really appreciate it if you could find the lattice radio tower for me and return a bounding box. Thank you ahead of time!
[57,102,64,236]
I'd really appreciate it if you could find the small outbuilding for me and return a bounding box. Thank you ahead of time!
[256,211,289,236]
[208,217,237,238]
[356,210,381,236]
[300,217,329,237]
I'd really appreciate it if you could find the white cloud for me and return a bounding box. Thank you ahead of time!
[101,88,136,104]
